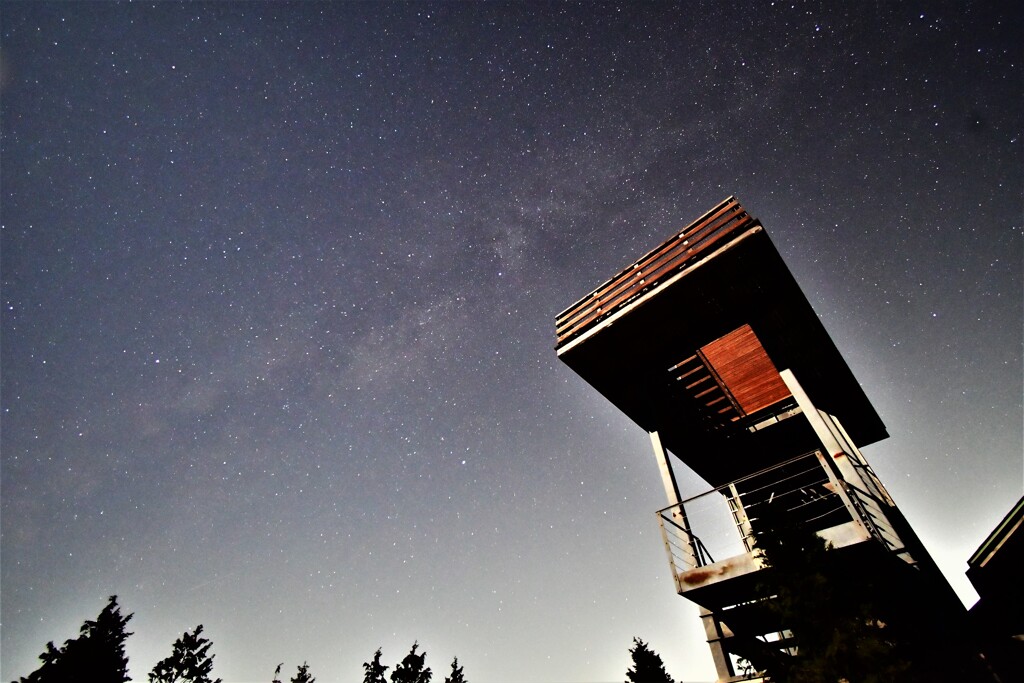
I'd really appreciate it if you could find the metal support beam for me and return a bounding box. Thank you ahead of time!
[727,482,756,554]
[649,430,682,507]
[812,449,869,532]
[781,368,912,559]
[830,413,896,506]
[699,607,736,680]
[650,430,698,578]
[779,369,877,495]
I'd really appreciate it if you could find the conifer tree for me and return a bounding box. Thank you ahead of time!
[625,637,675,683]
[148,625,221,683]
[443,657,466,683]
[17,595,133,683]
[362,649,389,683]
[736,501,995,682]
[742,501,911,682]
[390,642,431,683]
[289,662,314,683]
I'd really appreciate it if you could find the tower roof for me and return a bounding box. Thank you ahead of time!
[556,198,887,484]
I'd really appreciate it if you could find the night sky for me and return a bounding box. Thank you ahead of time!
[1,3,1020,682]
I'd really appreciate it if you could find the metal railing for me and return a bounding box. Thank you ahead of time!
[841,479,903,554]
[655,450,887,582]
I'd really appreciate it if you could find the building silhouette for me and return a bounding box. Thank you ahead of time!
[967,495,1024,679]
[556,198,980,681]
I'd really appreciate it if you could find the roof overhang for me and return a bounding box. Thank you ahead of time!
[557,223,887,483]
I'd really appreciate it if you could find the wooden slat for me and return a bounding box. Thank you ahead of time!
[684,375,713,391]
[555,198,740,329]
[555,201,745,335]
[676,365,704,381]
[555,198,759,346]
[668,354,701,373]
[555,196,740,324]
[699,324,791,417]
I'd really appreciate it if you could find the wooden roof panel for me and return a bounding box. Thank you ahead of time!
[700,324,791,417]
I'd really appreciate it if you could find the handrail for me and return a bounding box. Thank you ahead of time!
[840,479,904,553]
[658,506,716,572]
[656,450,890,581]
[676,450,826,506]
[554,196,738,321]
[555,197,759,347]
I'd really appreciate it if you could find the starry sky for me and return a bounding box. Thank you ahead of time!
[1,2,1020,682]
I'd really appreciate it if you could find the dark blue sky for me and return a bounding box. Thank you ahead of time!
[2,2,1020,681]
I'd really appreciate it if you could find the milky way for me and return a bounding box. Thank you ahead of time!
[2,3,1020,682]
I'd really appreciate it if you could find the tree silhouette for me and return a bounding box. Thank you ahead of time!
[16,595,133,683]
[289,662,314,683]
[625,637,675,683]
[390,642,431,683]
[740,502,912,683]
[362,649,389,683]
[148,624,221,683]
[443,657,466,683]
[733,500,1000,683]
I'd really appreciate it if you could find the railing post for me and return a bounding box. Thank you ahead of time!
[650,432,700,583]
[657,513,685,592]
[676,504,702,568]
[727,483,756,554]
[780,369,888,500]
[783,369,910,559]
[830,414,897,506]
[812,450,868,532]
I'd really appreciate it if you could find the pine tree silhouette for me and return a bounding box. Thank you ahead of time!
[443,656,466,683]
[390,642,431,683]
[625,637,675,683]
[289,662,314,683]
[148,624,221,683]
[741,501,910,683]
[17,595,133,683]
[362,649,389,683]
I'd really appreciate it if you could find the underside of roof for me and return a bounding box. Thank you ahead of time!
[556,198,887,486]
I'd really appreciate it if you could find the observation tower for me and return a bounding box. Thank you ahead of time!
[555,198,973,680]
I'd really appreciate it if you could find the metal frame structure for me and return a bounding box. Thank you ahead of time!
[649,369,916,678]
[556,198,972,681]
